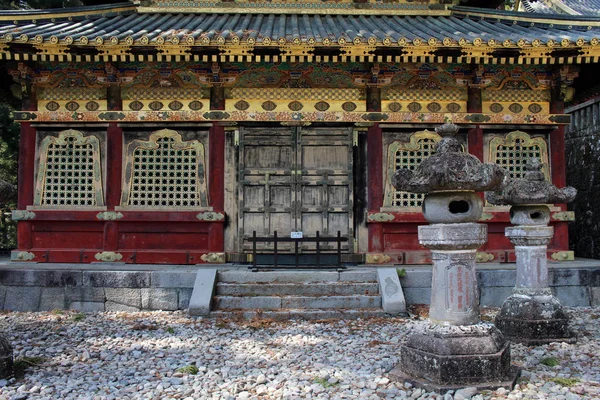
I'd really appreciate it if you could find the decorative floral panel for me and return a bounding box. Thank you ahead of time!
[384,131,441,209]
[35,130,104,207]
[121,129,208,208]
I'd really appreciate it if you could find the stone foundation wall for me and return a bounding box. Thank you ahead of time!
[566,99,600,259]
[0,265,598,312]
[0,270,196,312]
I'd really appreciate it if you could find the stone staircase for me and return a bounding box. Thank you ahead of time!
[211,269,389,319]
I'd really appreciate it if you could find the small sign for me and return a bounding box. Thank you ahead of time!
[291,231,303,239]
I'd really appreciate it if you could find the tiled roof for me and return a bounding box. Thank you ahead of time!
[2,3,600,64]
[521,0,600,16]
[1,7,599,48]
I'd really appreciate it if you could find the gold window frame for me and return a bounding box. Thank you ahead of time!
[383,130,442,210]
[120,129,209,209]
[34,129,104,208]
[488,131,550,180]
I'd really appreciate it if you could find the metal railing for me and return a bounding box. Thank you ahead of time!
[246,230,348,270]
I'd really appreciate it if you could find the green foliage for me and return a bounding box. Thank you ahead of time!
[14,356,45,377]
[72,313,85,321]
[540,357,560,367]
[165,326,175,334]
[314,377,338,388]
[550,377,579,387]
[176,364,199,375]
[396,268,407,279]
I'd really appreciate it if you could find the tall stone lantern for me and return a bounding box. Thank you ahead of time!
[487,158,577,345]
[389,123,518,392]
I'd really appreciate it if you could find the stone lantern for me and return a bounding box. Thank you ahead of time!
[389,123,518,392]
[487,158,577,345]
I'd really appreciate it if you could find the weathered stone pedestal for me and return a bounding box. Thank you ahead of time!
[495,206,576,345]
[390,123,518,392]
[487,158,577,346]
[390,221,519,392]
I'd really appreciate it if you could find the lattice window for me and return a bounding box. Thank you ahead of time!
[121,129,208,208]
[384,131,442,208]
[488,131,549,180]
[35,130,104,207]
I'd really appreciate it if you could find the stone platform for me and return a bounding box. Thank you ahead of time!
[0,258,598,313]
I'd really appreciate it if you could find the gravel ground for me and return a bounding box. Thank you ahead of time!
[0,307,598,400]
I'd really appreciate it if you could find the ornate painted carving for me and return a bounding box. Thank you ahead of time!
[365,254,391,264]
[551,251,574,261]
[552,211,576,221]
[200,253,226,263]
[11,210,36,221]
[196,212,225,221]
[367,213,395,222]
[12,251,35,261]
[94,252,123,262]
[96,212,124,221]
[476,252,494,262]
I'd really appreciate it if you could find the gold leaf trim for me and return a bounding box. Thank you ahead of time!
[200,253,225,263]
[367,213,395,222]
[551,251,574,261]
[96,212,124,221]
[94,252,123,262]
[196,212,225,221]
[11,210,36,221]
[365,254,391,264]
[551,211,575,221]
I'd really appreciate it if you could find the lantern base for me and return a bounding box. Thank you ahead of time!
[389,324,519,393]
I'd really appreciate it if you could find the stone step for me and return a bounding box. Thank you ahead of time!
[217,269,377,284]
[210,309,389,320]
[216,282,380,296]
[214,295,382,310]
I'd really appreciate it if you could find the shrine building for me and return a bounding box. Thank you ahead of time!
[0,0,595,266]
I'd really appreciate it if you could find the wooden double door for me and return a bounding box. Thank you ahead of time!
[239,126,354,254]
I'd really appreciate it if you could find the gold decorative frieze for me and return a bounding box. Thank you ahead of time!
[200,253,226,263]
[367,213,395,222]
[96,212,124,221]
[11,251,35,261]
[476,252,495,263]
[94,252,123,262]
[13,110,572,125]
[196,212,225,221]
[551,251,574,261]
[365,254,392,264]
[226,88,364,101]
[551,211,575,221]
[11,210,35,221]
